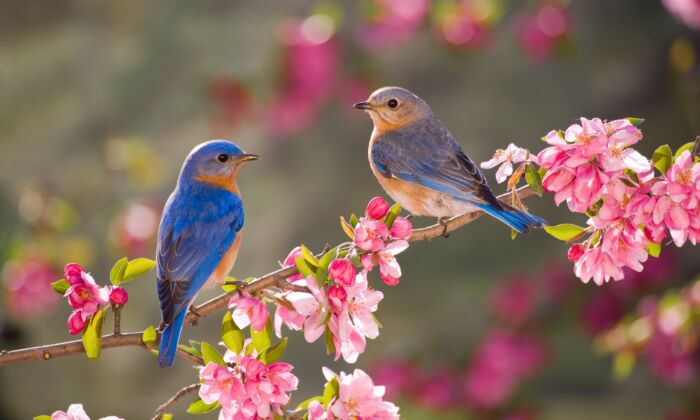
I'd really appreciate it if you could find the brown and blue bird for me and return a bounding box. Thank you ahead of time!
[354,86,546,233]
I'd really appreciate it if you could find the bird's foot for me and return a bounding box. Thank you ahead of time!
[438,217,450,238]
[157,320,167,333]
[224,280,248,298]
[188,305,201,326]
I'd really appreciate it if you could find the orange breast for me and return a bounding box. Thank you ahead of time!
[207,232,243,287]
[194,167,241,194]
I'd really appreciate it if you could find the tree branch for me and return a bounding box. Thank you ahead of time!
[0,186,534,368]
[152,383,200,420]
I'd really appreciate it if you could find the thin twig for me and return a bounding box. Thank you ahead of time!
[112,304,122,335]
[0,186,535,367]
[692,135,700,158]
[152,383,201,420]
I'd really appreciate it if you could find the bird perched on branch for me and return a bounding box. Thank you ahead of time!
[156,140,258,368]
[354,86,546,234]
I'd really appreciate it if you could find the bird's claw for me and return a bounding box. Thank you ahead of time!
[438,217,450,238]
[188,304,201,326]
[224,280,248,298]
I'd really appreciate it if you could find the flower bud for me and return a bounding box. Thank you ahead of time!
[328,285,347,313]
[390,216,412,240]
[67,310,87,335]
[567,244,584,262]
[109,286,129,305]
[64,263,84,285]
[366,197,390,220]
[328,259,356,287]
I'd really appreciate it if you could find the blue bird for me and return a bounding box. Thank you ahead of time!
[156,140,258,368]
[354,86,546,233]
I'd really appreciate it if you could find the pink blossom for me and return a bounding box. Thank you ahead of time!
[65,270,110,317]
[328,259,356,287]
[327,285,347,313]
[361,240,409,286]
[480,143,532,183]
[354,217,389,252]
[645,330,696,386]
[67,310,88,335]
[108,287,128,305]
[240,356,299,417]
[199,362,246,410]
[329,273,384,363]
[389,216,412,240]
[574,246,624,286]
[307,400,331,420]
[325,368,400,419]
[515,6,569,62]
[229,293,269,332]
[64,263,84,285]
[287,276,329,343]
[3,258,59,319]
[366,196,390,220]
[567,244,584,262]
[663,0,700,29]
[50,404,123,420]
[274,304,305,338]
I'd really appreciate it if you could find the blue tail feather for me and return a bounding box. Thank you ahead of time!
[158,309,187,368]
[477,203,547,234]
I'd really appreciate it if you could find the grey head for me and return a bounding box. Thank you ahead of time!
[353,86,434,130]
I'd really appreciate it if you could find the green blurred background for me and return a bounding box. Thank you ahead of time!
[1,0,699,418]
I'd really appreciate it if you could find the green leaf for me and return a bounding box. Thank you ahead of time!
[613,351,636,381]
[301,245,319,267]
[251,318,272,353]
[33,416,51,420]
[258,338,288,364]
[296,396,323,411]
[340,216,355,240]
[162,414,173,420]
[295,257,316,277]
[222,311,244,354]
[652,144,673,175]
[646,242,662,258]
[625,117,645,127]
[121,258,156,283]
[383,202,401,228]
[109,257,128,285]
[322,377,340,406]
[675,141,695,158]
[524,164,544,196]
[349,213,359,227]
[318,246,339,270]
[82,308,106,359]
[187,398,220,414]
[178,344,201,357]
[142,325,157,345]
[324,328,335,355]
[51,279,70,295]
[200,341,226,367]
[544,224,586,241]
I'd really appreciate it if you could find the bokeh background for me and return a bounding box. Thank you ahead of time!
[2,0,700,418]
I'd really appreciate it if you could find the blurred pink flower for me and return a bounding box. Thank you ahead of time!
[354,217,389,252]
[326,368,400,419]
[108,287,128,305]
[480,143,532,184]
[389,216,412,240]
[414,368,457,410]
[207,77,253,130]
[369,359,417,400]
[578,292,624,335]
[487,275,535,326]
[328,259,356,287]
[67,310,88,335]
[435,11,492,50]
[50,404,123,420]
[3,258,59,319]
[367,196,391,220]
[663,0,700,29]
[356,0,429,50]
[645,330,696,387]
[515,5,570,62]
[229,293,269,332]
[110,200,160,257]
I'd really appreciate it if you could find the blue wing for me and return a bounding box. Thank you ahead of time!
[156,185,244,326]
[371,120,503,210]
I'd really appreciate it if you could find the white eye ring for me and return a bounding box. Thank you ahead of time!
[387,99,399,109]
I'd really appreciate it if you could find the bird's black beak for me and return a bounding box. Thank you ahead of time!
[353,101,372,110]
[236,153,260,163]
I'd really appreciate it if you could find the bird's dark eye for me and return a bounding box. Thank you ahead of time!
[217,153,229,163]
[387,99,399,109]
